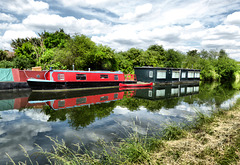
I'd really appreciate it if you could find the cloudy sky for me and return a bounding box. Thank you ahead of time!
[1,0,240,61]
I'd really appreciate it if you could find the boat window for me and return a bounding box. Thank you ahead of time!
[171,88,179,96]
[181,87,185,93]
[172,71,180,79]
[194,86,199,92]
[100,96,108,101]
[100,75,108,79]
[58,100,65,107]
[156,89,165,97]
[188,71,194,78]
[58,74,65,80]
[181,72,186,78]
[149,71,153,78]
[195,72,200,78]
[157,70,166,79]
[114,75,118,80]
[148,90,152,97]
[187,87,194,93]
[76,74,86,80]
[114,93,118,99]
[76,97,87,104]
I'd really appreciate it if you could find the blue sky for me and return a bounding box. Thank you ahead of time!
[1,0,240,61]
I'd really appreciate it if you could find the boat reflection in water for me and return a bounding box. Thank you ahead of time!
[0,83,199,112]
[28,88,136,110]
[133,83,200,100]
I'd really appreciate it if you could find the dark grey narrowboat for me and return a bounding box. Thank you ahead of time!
[134,66,200,84]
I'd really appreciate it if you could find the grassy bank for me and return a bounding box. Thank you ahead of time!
[9,100,240,164]
[151,103,240,164]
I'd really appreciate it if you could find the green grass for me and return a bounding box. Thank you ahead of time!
[161,123,187,140]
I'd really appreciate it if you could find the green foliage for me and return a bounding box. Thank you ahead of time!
[39,29,70,49]
[13,56,33,70]
[164,49,184,68]
[0,60,15,68]
[0,50,8,61]
[115,52,133,73]
[58,34,98,70]
[11,37,41,50]
[146,45,166,67]
[199,58,220,81]
[214,56,238,81]
[91,44,117,70]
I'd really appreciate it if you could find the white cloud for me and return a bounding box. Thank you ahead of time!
[120,3,152,21]
[225,11,240,26]
[0,13,18,22]
[25,109,50,122]
[0,0,49,15]
[23,14,109,35]
[201,39,238,49]
[60,0,113,6]
[3,30,37,42]
[1,24,37,49]
[185,21,204,30]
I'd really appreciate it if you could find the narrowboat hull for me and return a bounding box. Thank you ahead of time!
[27,79,136,92]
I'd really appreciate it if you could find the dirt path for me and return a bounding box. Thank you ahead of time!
[151,104,240,164]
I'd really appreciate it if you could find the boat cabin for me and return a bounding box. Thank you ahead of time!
[45,70,125,82]
[134,66,200,83]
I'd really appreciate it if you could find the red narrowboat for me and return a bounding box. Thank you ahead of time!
[27,70,136,91]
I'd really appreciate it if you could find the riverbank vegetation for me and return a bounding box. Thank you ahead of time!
[8,97,240,164]
[0,29,239,82]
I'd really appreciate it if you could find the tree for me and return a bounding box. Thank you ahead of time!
[39,29,70,49]
[93,45,117,70]
[184,50,201,69]
[54,34,97,70]
[146,45,166,67]
[218,49,228,59]
[0,50,8,61]
[215,56,238,81]
[11,38,41,50]
[164,49,184,68]
[14,42,36,69]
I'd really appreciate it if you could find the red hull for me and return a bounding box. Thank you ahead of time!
[119,82,153,87]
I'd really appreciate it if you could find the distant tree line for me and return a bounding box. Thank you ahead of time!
[0,29,239,81]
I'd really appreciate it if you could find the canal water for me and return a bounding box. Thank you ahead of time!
[0,82,240,164]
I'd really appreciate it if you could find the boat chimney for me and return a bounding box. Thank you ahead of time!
[88,68,91,71]
[72,64,75,70]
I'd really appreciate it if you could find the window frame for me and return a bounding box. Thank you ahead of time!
[100,74,109,79]
[58,73,65,80]
[114,75,119,80]
[149,71,153,78]
[172,71,180,79]
[76,74,87,80]
[181,72,186,78]
[157,70,166,79]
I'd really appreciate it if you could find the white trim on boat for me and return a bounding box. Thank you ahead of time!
[27,78,55,82]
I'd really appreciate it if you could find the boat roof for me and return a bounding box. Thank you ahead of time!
[134,66,201,71]
[49,70,124,74]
